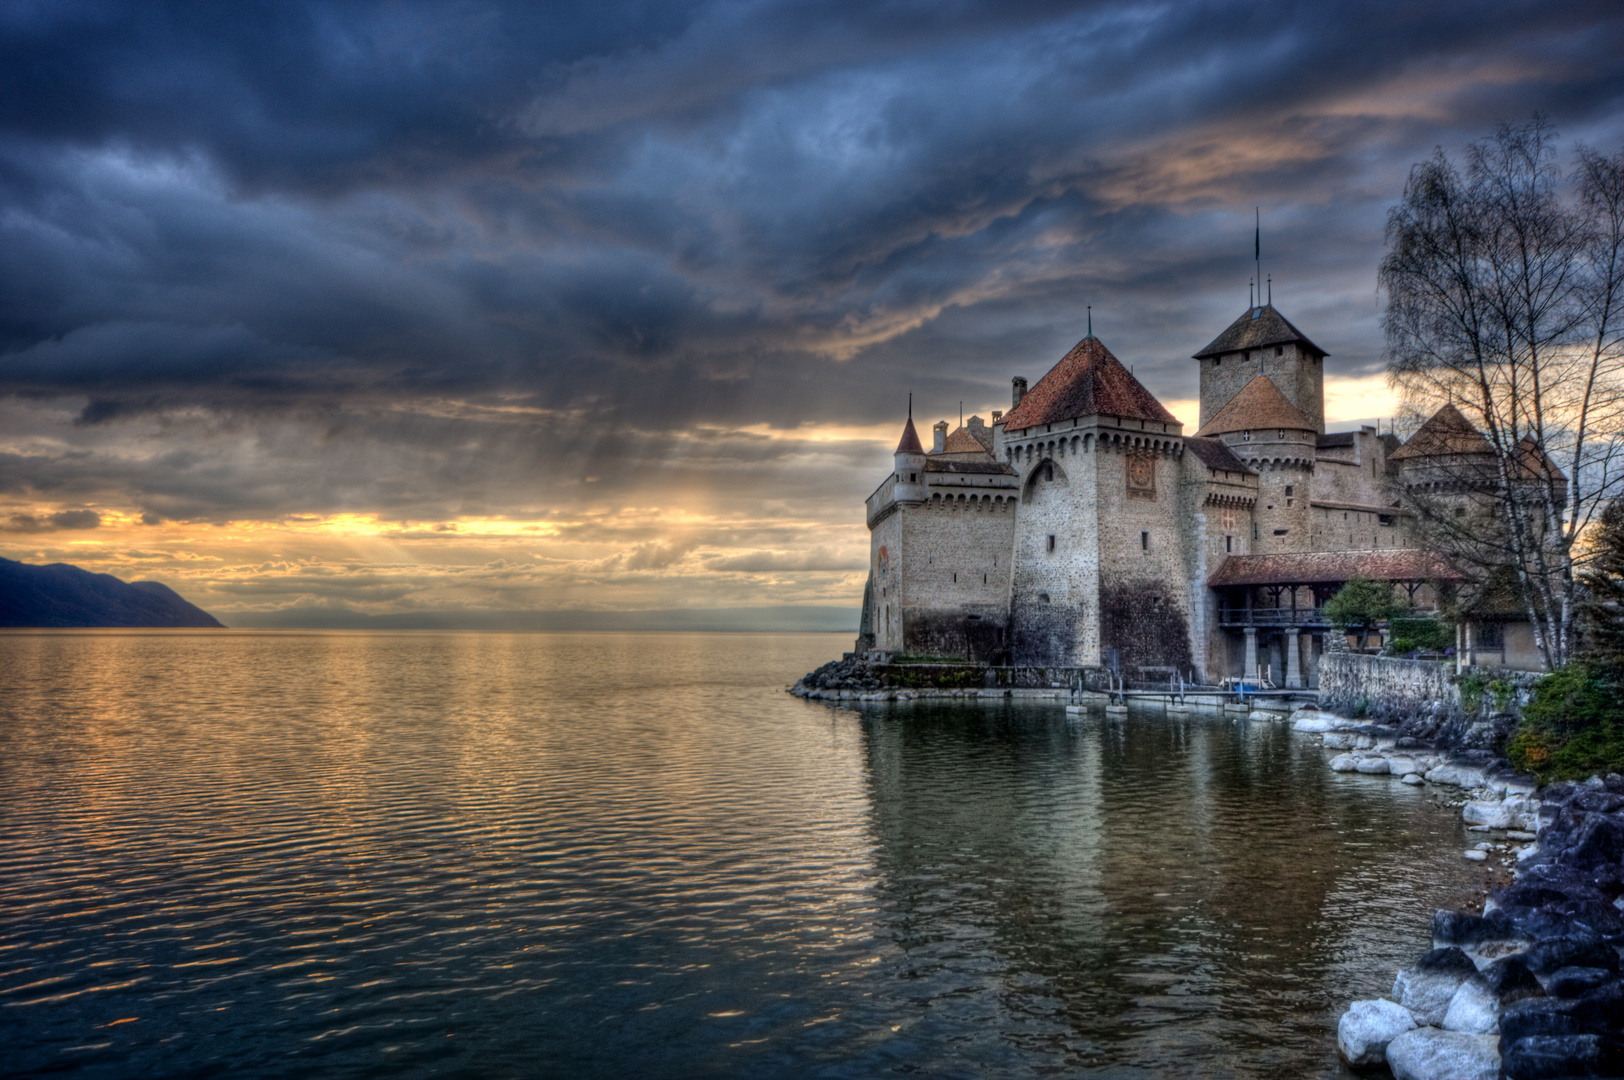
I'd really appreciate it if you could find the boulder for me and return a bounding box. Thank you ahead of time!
[1434,908,1518,947]
[1323,732,1355,750]
[1522,933,1618,977]
[1442,978,1500,1034]
[1569,981,1624,1031]
[1357,757,1392,775]
[1393,948,1478,1026]
[1465,850,1488,861]
[1499,998,1587,1043]
[1568,814,1624,871]
[1547,966,1614,998]
[1402,773,1426,785]
[1463,801,1515,829]
[1481,954,1545,1004]
[1293,714,1346,732]
[1337,998,1417,1067]
[1329,754,1359,772]
[1501,1033,1624,1079]
[1387,756,1420,776]
[1573,789,1624,814]
[1427,763,1489,788]
[1385,1027,1499,1080]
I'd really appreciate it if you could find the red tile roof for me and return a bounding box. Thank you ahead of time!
[1002,336,1179,431]
[1194,304,1326,359]
[1207,549,1462,587]
[895,416,924,454]
[1195,375,1313,437]
[1388,403,1494,461]
[938,426,988,454]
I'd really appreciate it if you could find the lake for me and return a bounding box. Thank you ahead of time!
[0,630,1483,1078]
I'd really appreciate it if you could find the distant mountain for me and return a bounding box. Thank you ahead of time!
[0,557,224,628]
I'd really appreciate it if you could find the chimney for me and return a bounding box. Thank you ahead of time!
[1012,377,1027,407]
[991,410,1003,424]
[932,420,948,453]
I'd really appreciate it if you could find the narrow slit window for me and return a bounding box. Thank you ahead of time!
[1046,534,1056,552]
[1141,531,1149,551]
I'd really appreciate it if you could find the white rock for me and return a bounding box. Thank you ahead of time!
[1356,757,1391,775]
[1337,999,1418,1068]
[1324,733,1355,750]
[1394,967,1473,1027]
[1464,850,1487,861]
[1385,1028,1499,1080]
[1329,754,1359,772]
[1462,801,1513,829]
[1402,773,1426,785]
[1427,764,1488,788]
[1442,978,1501,1034]
[1503,776,1539,796]
[1293,716,1343,732]
[1386,756,1419,775]
[1248,710,1272,721]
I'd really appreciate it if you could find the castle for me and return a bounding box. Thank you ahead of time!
[856,304,1488,687]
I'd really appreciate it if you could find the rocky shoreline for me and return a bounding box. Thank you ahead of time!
[1290,709,1624,1080]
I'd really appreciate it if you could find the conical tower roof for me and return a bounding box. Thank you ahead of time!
[1002,336,1179,431]
[895,415,924,454]
[1388,403,1495,461]
[1194,304,1326,359]
[1195,374,1314,437]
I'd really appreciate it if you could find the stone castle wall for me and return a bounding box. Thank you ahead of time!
[868,508,904,651]
[897,493,1016,659]
[1009,448,1096,666]
[1092,440,1192,678]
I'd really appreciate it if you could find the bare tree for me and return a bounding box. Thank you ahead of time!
[1382,118,1624,670]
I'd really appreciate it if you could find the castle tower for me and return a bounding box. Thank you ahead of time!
[1194,305,1327,435]
[999,333,1190,671]
[1195,375,1316,552]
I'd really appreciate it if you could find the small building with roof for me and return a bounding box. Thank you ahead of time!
[858,303,1534,683]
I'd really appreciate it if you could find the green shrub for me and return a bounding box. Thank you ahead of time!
[1457,671,1490,713]
[1388,616,1453,655]
[1507,662,1624,782]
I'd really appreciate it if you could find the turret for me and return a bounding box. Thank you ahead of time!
[893,404,927,505]
[1194,305,1327,434]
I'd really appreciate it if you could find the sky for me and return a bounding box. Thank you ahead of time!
[3,1,1624,628]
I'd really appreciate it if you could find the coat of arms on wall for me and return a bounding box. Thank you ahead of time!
[1126,454,1156,499]
[877,545,889,576]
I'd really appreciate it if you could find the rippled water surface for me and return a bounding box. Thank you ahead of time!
[0,630,1485,1079]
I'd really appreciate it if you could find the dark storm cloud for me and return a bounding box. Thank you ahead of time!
[4,0,1624,520]
[1,509,101,532]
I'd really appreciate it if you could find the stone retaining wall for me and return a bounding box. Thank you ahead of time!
[1318,654,1458,718]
